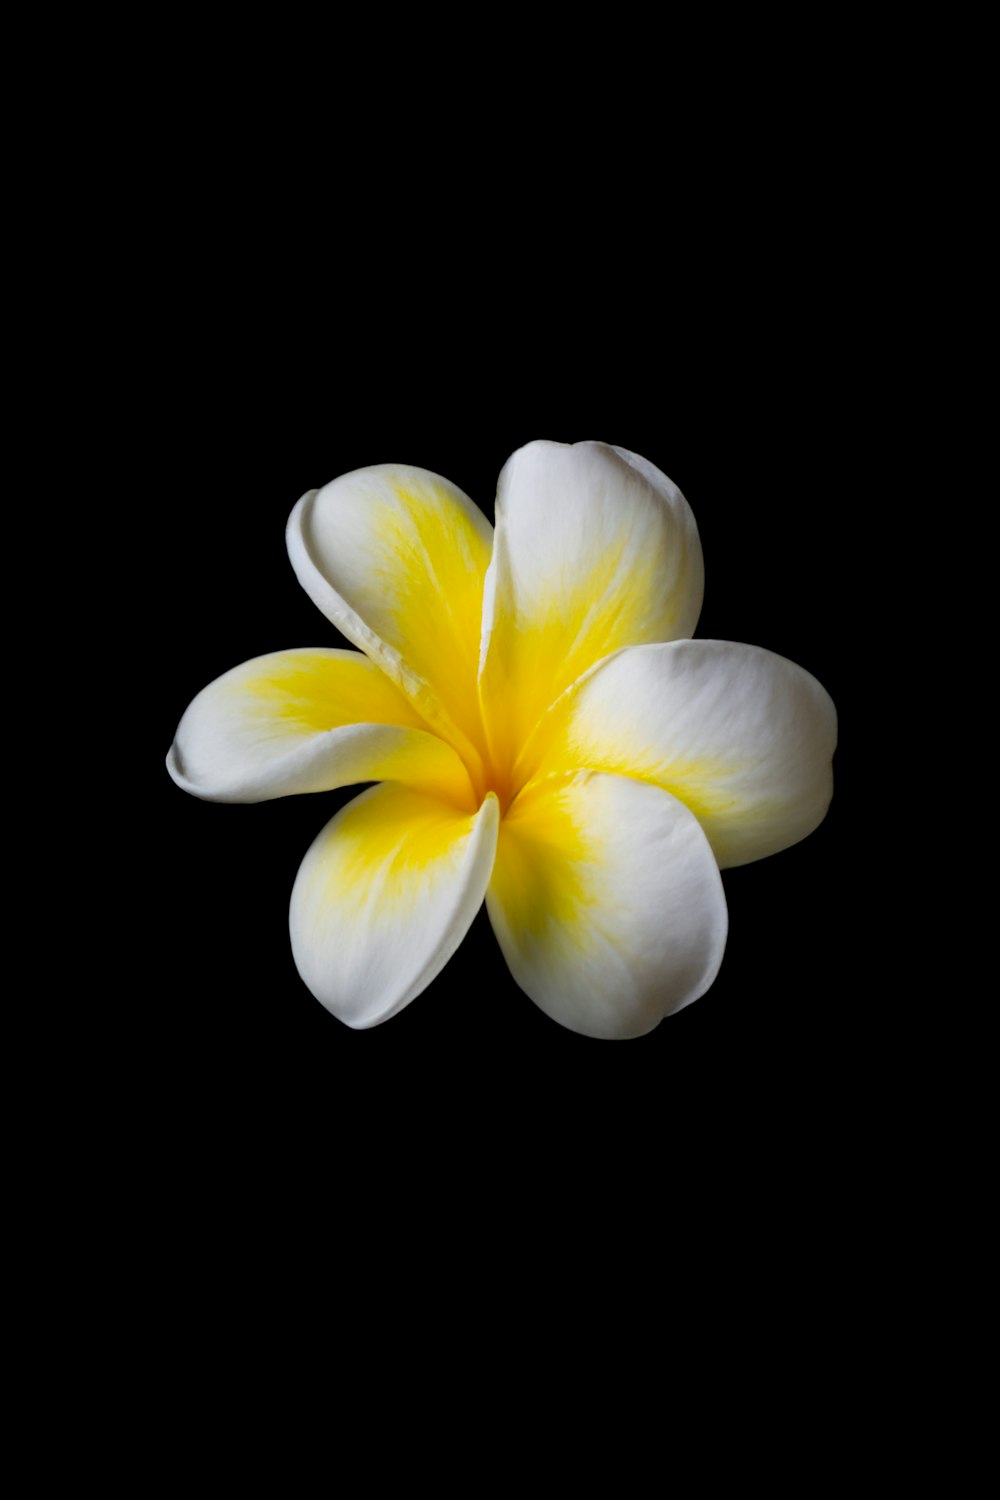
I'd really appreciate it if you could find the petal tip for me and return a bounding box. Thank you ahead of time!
[165,740,194,796]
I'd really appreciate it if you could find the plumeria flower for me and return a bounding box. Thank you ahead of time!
[167,440,836,1040]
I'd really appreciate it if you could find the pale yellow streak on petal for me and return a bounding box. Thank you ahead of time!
[518,679,741,829]
[238,650,427,735]
[478,442,703,785]
[289,469,494,788]
[487,771,728,1039]
[489,775,602,960]
[290,785,500,1028]
[311,785,491,908]
[518,641,835,868]
[481,533,667,782]
[223,649,474,806]
[538,731,740,827]
[368,482,493,758]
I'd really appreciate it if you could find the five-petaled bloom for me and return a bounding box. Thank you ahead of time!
[168,440,836,1039]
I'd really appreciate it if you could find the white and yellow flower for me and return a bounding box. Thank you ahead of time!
[167,440,836,1040]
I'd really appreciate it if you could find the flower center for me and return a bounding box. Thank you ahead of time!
[481,758,516,818]
[460,726,523,818]
[452,704,532,818]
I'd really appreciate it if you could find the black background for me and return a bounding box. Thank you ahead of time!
[152,260,854,1160]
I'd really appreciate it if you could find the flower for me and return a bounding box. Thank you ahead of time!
[167,440,836,1040]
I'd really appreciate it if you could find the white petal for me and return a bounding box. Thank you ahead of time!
[167,647,475,806]
[528,640,837,867]
[287,466,493,775]
[487,772,727,1040]
[291,784,499,1028]
[478,440,704,778]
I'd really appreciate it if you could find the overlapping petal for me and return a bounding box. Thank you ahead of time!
[167,648,475,806]
[288,465,493,780]
[487,772,728,1039]
[523,641,837,867]
[290,783,499,1028]
[479,441,704,780]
